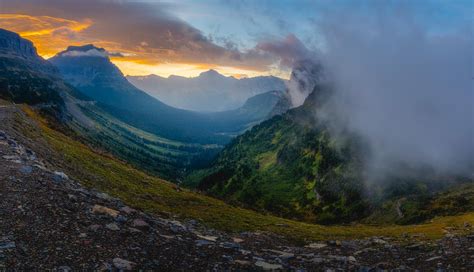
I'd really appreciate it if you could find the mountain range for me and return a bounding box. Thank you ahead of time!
[50,44,288,145]
[127,71,286,111]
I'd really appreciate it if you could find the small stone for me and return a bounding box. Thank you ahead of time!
[232,237,244,243]
[221,242,240,249]
[57,266,72,272]
[266,249,294,260]
[372,238,388,245]
[19,165,32,174]
[89,224,101,232]
[106,223,120,231]
[234,260,251,266]
[196,239,214,247]
[78,233,87,238]
[306,242,327,249]
[53,171,68,182]
[196,234,218,242]
[426,256,442,262]
[92,205,119,218]
[406,243,423,250]
[67,194,77,201]
[132,219,150,229]
[348,256,357,262]
[115,215,128,223]
[255,261,283,270]
[120,206,137,214]
[96,192,112,200]
[222,255,233,262]
[128,227,142,233]
[113,258,135,270]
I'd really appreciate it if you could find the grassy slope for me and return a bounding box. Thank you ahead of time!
[19,105,474,242]
[189,108,368,224]
[68,104,220,180]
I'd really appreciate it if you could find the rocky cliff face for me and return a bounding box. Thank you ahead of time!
[0,28,66,112]
[0,29,37,58]
[0,28,58,75]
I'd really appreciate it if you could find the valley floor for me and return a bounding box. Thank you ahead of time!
[0,101,472,270]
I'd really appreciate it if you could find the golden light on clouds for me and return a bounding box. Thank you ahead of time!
[111,58,282,78]
[0,13,287,78]
[0,14,92,58]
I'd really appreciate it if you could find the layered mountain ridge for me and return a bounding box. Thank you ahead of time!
[127,70,286,111]
[50,44,288,145]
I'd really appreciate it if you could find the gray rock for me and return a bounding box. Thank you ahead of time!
[128,227,142,233]
[113,258,135,270]
[426,256,443,262]
[372,238,388,245]
[89,224,102,232]
[57,266,72,272]
[115,215,128,223]
[120,206,137,214]
[105,223,120,231]
[53,171,68,182]
[306,242,327,249]
[132,219,150,229]
[255,261,283,270]
[196,239,214,247]
[19,165,32,174]
[221,242,240,249]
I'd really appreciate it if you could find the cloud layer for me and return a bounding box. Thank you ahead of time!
[0,0,277,75]
[315,5,473,178]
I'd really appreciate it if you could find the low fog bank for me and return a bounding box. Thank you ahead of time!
[315,7,473,179]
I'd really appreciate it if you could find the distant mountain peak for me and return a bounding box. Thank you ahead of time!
[56,44,113,58]
[65,44,105,52]
[127,71,287,112]
[50,44,126,87]
[198,69,225,78]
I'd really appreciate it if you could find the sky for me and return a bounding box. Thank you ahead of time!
[0,0,471,78]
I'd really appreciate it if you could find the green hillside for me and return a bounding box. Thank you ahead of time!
[68,103,221,180]
[190,85,474,224]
